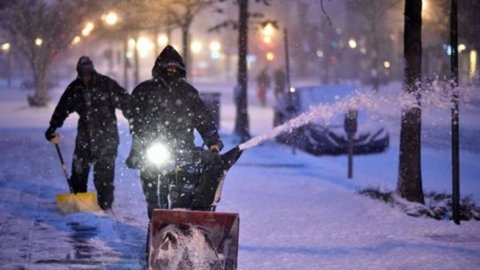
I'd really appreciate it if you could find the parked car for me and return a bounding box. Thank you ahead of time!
[274,85,389,155]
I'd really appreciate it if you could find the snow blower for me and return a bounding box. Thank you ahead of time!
[146,145,243,270]
[50,135,100,214]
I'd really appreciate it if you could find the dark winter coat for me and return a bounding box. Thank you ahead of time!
[49,61,131,157]
[127,45,222,168]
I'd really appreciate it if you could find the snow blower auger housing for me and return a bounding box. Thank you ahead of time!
[50,135,100,214]
[147,146,242,270]
[148,210,240,270]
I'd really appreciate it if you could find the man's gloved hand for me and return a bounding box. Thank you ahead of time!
[45,126,57,142]
[209,144,221,153]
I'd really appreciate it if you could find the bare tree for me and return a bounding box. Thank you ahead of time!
[141,0,220,78]
[346,0,401,90]
[234,0,250,141]
[0,0,100,106]
[397,0,424,204]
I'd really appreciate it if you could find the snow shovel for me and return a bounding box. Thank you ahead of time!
[50,135,100,214]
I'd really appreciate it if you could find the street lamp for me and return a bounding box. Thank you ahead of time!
[348,38,357,49]
[35,38,43,46]
[1,43,10,52]
[1,42,12,87]
[71,36,81,45]
[209,40,222,61]
[102,11,118,26]
[191,40,203,54]
[209,41,221,52]
[81,22,95,36]
[157,34,169,47]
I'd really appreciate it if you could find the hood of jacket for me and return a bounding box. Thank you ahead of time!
[76,56,96,77]
[151,45,186,79]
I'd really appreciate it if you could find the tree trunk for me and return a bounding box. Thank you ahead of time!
[28,60,49,107]
[133,36,140,86]
[182,22,191,78]
[397,0,424,204]
[234,0,250,141]
[123,33,129,89]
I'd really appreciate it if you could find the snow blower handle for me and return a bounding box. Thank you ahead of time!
[52,139,74,193]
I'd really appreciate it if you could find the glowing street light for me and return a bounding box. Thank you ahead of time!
[348,38,357,49]
[191,40,203,54]
[1,43,10,52]
[266,51,275,61]
[35,38,43,46]
[136,36,154,58]
[102,11,118,26]
[384,61,391,69]
[82,22,95,36]
[470,50,477,79]
[71,36,81,45]
[157,34,169,47]
[263,22,276,37]
[209,41,221,52]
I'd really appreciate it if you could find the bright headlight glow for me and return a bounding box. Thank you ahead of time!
[147,143,170,165]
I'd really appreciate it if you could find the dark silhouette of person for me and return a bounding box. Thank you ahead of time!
[45,56,132,211]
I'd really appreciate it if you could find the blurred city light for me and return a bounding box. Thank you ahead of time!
[157,34,168,47]
[458,44,466,53]
[71,36,81,45]
[136,36,154,58]
[422,0,428,12]
[316,50,324,58]
[266,52,275,61]
[128,38,136,49]
[209,41,221,52]
[191,40,203,54]
[348,39,357,49]
[210,51,220,60]
[263,23,275,37]
[35,38,43,46]
[102,11,118,26]
[470,50,477,79]
[81,22,95,36]
[263,36,272,44]
[1,43,10,52]
[384,61,391,69]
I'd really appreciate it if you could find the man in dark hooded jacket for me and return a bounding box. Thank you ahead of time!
[127,45,223,219]
[45,56,131,211]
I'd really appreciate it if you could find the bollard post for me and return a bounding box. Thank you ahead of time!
[344,109,358,179]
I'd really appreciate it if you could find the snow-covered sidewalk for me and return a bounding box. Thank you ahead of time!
[0,83,479,269]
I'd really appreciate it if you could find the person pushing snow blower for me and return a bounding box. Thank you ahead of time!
[126,45,225,220]
[45,56,132,212]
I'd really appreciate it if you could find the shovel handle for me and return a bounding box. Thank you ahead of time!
[54,143,74,193]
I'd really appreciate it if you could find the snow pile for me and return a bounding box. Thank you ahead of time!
[360,188,480,221]
[150,224,223,270]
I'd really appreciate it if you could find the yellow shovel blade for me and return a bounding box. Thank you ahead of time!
[55,192,101,215]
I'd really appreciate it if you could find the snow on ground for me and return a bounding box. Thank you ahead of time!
[0,80,479,270]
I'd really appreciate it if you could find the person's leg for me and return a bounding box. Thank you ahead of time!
[93,154,116,210]
[140,169,169,219]
[70,147,90,193]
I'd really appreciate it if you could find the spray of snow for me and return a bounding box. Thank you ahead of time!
[239,84,480,151]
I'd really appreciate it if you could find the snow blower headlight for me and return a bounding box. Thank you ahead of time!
[146,143,171,166]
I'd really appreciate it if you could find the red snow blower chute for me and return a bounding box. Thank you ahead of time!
[146,145,243,270]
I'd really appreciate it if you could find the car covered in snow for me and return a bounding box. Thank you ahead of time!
[273,85,389,155]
